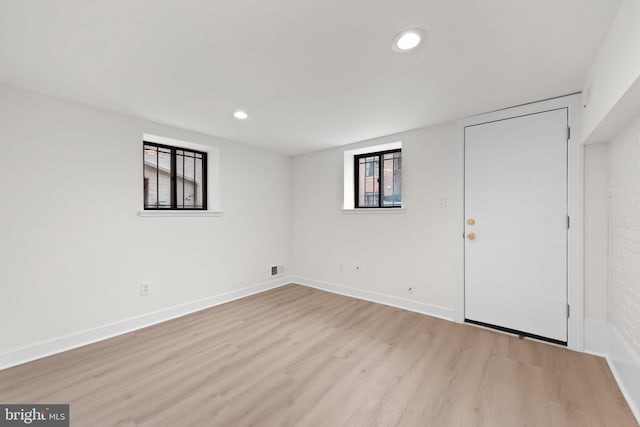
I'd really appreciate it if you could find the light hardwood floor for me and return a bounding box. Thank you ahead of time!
[0,284,636,426]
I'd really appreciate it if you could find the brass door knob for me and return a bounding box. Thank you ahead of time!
[467,232,476,240]
[467,218,476,225]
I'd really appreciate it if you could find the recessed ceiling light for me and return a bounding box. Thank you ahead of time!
[392,29,427,52]
[233,110,248,120]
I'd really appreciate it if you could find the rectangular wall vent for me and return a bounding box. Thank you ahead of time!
[271,265,284,276]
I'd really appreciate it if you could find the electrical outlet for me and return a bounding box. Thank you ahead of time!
[140,282,151,296]
[438,197,447,208]
[271,265,278,276]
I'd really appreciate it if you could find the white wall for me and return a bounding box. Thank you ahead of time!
[608,116,640,356]
[584,143,609,321]
[290,124,457,311]
[0,83,291,354]
[583,0,640,142]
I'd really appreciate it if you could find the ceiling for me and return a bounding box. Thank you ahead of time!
[0,0,620,155]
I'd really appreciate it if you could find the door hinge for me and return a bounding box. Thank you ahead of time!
[567,126,571,141]
[567,215,570,229]
[567,304,570,319]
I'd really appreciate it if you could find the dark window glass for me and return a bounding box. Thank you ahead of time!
[143,142,207,210]
[382,151,402,207]
[355,149,401,208]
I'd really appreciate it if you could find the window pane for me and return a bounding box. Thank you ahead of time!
[176,150,185,208]
[174,149,204,209]
[382,152,402,206]
[188,155,197,207]
[194,155,204,208]
[358,162,366,206]
[157,147,172,208]
[143,144,172,208]
[358,156,379,207]
[143,145,158,208]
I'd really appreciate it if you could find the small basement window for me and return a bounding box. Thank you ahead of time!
[354,149,402,208]
[143,141,207,210]
[342,141,403,211]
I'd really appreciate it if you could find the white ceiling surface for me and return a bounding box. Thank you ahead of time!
[0,0,620,155]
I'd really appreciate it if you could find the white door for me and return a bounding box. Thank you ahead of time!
[464,108,568,343]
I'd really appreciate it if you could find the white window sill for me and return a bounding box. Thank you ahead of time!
[342,207,405,214]
[138,210,223,218]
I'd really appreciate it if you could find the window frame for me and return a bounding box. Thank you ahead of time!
[353,148,402,209]
[143,141,208,211]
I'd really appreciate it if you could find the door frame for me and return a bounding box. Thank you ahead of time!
[455,93,584,351]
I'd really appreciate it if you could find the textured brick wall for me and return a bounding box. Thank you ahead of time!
[608,115,640,356]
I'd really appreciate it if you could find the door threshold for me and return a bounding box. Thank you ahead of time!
[465,319,567,347]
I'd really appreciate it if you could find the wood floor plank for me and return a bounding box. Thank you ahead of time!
[0,284,636,426]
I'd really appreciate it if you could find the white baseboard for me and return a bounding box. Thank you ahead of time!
[0,277,291,371]
[290,276,455,321]
[585,319,640,423]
